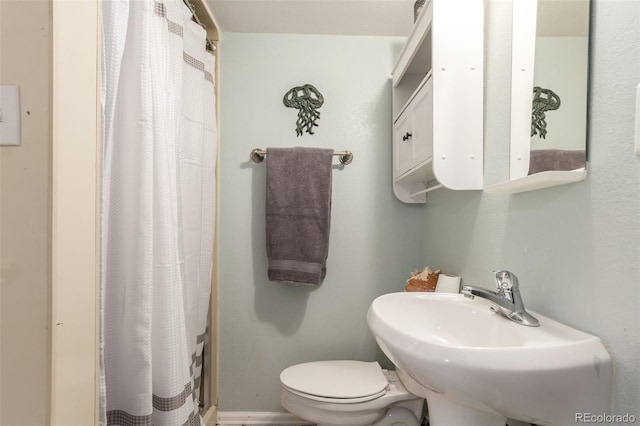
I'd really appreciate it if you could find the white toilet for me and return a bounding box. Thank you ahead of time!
[280,360,424,426]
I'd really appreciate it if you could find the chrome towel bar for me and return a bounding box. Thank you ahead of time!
[249,148,353,165]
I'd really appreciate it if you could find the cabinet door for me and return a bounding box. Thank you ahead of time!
[393,111,414,179]
[393,77,434,179]
[410,77,433,167]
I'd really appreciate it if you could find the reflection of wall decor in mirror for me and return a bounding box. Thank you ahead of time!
[531,86,561,139]
[283,84,324,136]
[414,0,426,22]
[485,0,589,194]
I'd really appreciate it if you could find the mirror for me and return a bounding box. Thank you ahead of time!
[509,0,590,181]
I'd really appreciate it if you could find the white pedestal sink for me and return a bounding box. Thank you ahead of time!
[367,292,612,426]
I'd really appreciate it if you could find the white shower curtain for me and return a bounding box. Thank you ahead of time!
[100,1,217,425]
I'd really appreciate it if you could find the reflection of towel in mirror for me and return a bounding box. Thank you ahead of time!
[528,149,586,175]
[265,147,333,285]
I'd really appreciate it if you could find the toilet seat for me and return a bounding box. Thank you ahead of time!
[280,360,389,404]
[282,385,387,404]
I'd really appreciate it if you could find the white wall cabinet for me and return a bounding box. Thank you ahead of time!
[391,0,484,203]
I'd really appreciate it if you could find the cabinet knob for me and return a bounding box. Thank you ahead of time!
[402,132,412,141]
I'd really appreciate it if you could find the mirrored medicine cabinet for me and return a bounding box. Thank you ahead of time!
[485,0,590,194]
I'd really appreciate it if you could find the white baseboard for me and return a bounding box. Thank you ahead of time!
[216,411,314,425]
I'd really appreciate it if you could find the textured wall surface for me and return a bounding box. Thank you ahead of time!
[0,1,51,424]
[422,0,640,416]
[217,33,421,412]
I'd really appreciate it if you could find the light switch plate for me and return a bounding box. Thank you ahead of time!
[0,85,21,146]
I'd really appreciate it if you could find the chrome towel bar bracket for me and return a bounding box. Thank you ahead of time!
[250,148,353,165]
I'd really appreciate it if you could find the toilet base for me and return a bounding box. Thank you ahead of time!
[315,405,420,426]
[282,387,424,426]
[372,405,421,426]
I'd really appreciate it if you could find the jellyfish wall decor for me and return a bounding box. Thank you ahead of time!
[531,86,561,139]
[283,84,324,136]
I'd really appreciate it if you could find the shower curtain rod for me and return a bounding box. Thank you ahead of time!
[183,0,217,53]
[250,148,354,165]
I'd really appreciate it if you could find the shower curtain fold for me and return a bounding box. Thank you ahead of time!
[100,1,217,425]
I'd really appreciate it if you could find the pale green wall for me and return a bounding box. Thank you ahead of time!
[218,33,420,412]
[423,0,640,417]
[218,0,639,416]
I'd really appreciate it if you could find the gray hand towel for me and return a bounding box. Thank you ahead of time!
[528,149,586,175]
[265,147,333,285]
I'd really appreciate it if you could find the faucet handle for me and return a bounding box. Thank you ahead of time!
[495,271,519,289]
[493,270,520,303]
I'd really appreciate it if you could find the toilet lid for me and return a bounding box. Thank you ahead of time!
[280,360,388,400]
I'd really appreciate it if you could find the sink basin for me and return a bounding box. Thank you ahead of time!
[367,292,611,426]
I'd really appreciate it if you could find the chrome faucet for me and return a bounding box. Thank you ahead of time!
[461,270,539,327]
